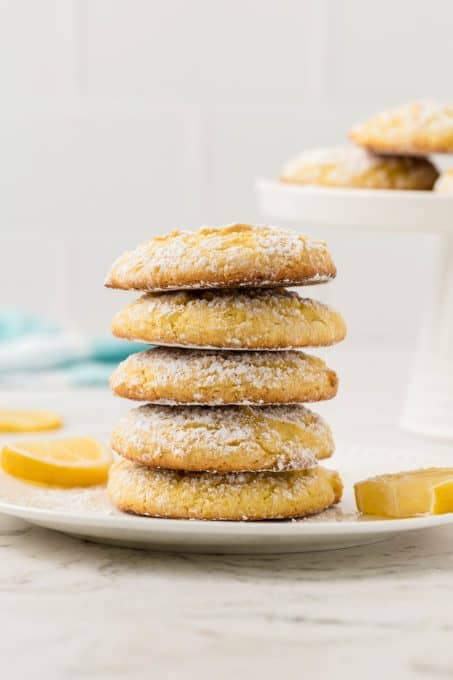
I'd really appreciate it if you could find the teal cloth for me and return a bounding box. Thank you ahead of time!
[0,310,150,387]
[0,309,56,340]
[91,337,151,363]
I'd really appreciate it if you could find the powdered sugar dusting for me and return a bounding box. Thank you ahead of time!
[105,223,335,291]
[112,287,346,350]
[282,146,379,179]
[108,458,342,520]
[126,287,324,318]
[111,347,333,401]
[0,468,118,515]
[281,144,438,189]
[114,459,323,492]
[381,101,453,130]
[111,404,333,472]
[351,101,453,138]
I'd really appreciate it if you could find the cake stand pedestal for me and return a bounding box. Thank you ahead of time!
[256,178,453,439]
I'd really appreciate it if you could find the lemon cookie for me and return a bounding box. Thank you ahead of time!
[111,288,346,350]
[434,169,453,194]
[281,146,438,191]
[108,458,343,520]
[350,101,453,155]
[110,404,334,472]
[105,223,336,291]
[110,347,338,405]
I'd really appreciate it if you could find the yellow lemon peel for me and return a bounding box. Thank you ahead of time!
[1,437,112,487]
[0,409,62,433]
[355,468,453,519]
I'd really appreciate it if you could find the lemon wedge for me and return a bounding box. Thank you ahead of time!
[1,437,112,487]
[0,409,62,433]
[355,468,453,518]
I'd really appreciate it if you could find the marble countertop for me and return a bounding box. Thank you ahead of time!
[1,345,453,679]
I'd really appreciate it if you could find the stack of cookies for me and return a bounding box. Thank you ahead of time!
[281,101,453,192]
[105,224,346,521]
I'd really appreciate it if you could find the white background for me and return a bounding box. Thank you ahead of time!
[0,0,452,347]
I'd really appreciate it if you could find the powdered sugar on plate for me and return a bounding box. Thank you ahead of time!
[0,467,118,516]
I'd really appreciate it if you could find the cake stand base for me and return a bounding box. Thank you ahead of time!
[256,179,453,439]
[401,232,453,439]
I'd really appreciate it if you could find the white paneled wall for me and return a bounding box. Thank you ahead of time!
[0,0,451,346]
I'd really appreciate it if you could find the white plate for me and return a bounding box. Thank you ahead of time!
[0,443,452,554]
[256,178,453,232]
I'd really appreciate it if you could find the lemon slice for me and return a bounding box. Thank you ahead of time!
[0,409,62,433]
[1,437,112,487]
[355,468,453,518]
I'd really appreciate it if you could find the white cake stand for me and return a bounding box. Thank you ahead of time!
[256,178,453,439]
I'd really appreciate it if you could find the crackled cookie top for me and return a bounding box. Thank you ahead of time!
[110,403,334,473]
[110,347,338,405]
[281,145,438,191]
[111,288,346,350]
[108,458,343,520]
[350,101,453,155]
[105,223,336,291]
